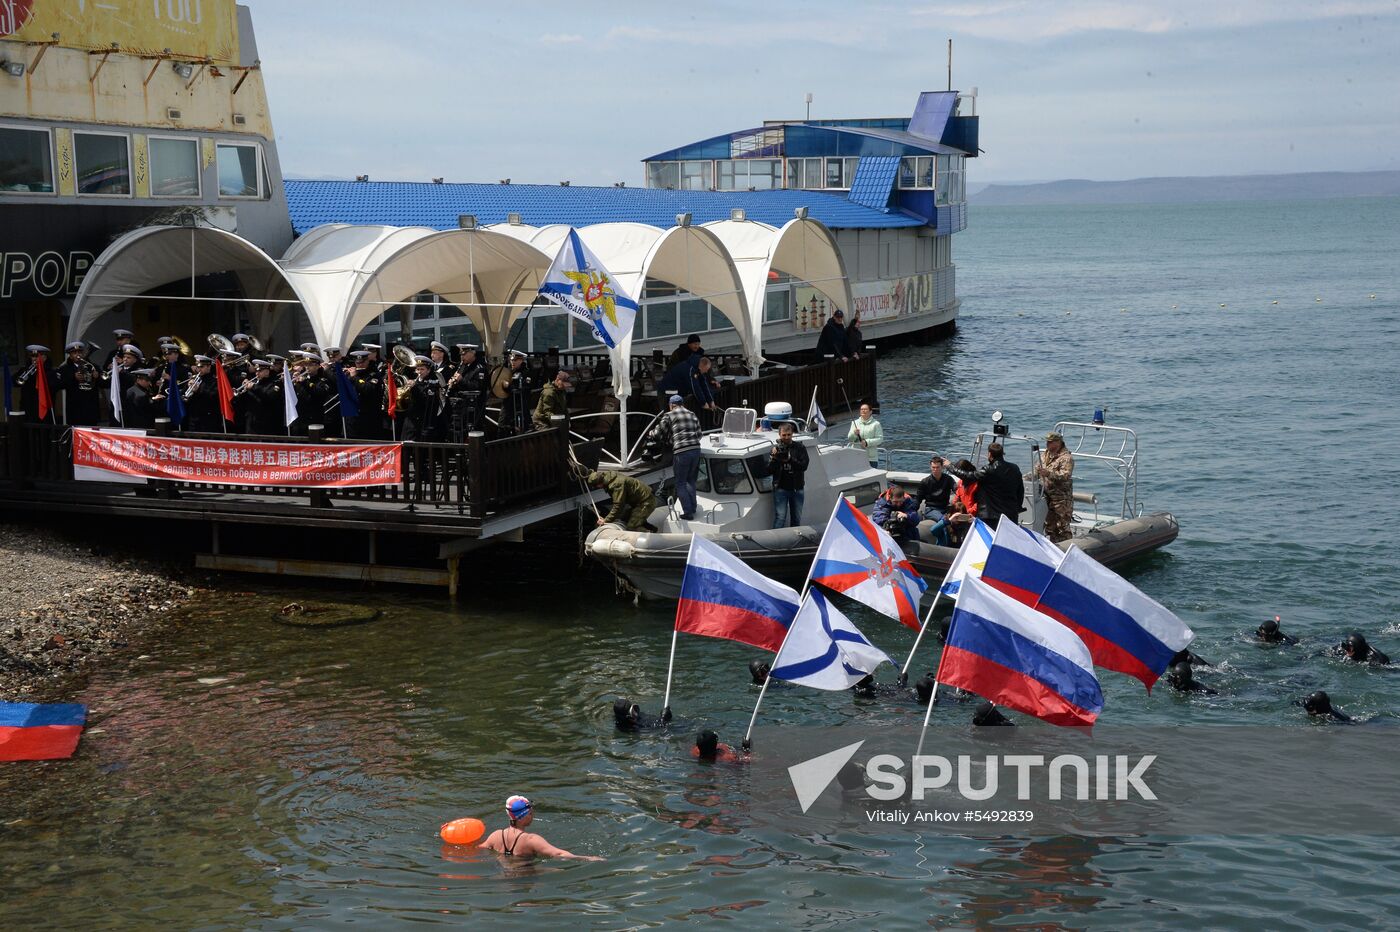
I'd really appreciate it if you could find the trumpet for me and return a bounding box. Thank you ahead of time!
[15,361,37,386]
[182,372,203,401]
[233,377,258,396]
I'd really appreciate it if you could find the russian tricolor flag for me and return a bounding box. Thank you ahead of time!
[675,536,801,653]
[0,702,86,761]
[979,516,1066,606]
[1033,546,1193,690]
[939,577,1103,727]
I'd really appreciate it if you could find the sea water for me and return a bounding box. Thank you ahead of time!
[2,196,1398,929]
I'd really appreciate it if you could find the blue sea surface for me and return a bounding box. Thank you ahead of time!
[2,196,1398,929]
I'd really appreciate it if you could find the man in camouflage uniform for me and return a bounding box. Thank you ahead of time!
[589,470,658,532]
[532,370,572,431]
[1034,431,1075,543]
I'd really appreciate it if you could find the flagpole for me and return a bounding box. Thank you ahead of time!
[742,585,813,751]
[660,625,679,722]
[915,617,956,760]
[797,496,845,600]
[898,590,942,683]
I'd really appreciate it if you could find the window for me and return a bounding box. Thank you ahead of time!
[716,160,737,191]
[764,288,791,323]
[710,457,753,495]
[898,157,915,189]
[647,161,679,189]
[786,158,803,189]
[747,159,779,190]
[532,311,569,351]
[74,132,131,195]
[825,158,845,189]
[0,126,54,194]
[844,158,859,186]
[148,136,199,197]
[805,159,822,188]
[438,320,481,348]
[571,316,600,348]
[679,298,709,336]
[745,454,774,493]
[646,302,678,339]
[917,157,934,189]
[680,160,711,191]
[217,142,262,197]
[695,457,711,494]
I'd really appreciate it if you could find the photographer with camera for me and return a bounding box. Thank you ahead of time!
[872,483,920,547]
[767,422,810,528]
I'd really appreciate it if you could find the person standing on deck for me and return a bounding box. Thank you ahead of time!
[532,370,572,432]
[768,422,810,528]
[946,443,1023,531]
[847,403,883,465]
[815,309,848,361]
[649,394,703,520]
[1034,432,1075,543]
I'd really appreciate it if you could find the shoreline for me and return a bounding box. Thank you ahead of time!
[0,519,204,700]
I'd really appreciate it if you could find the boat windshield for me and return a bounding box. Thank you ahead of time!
[696,454,774,496]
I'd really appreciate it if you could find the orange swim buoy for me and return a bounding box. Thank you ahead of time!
[439,817,485,845]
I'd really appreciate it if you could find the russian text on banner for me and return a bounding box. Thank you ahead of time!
[70,429,401,488]
[676,536,801,652]
[1,702,86,761]
[939,576,1103,727]
[1034,545,1194,690]
[811,497,927,629]
[770,588,892,690]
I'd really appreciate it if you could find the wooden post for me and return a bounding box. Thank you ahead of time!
[551,414,569,494]
[447,554,460,601]
[466,430,485,516]
[6,414,29,489]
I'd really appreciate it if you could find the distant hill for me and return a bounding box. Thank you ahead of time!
[971,171,1400,206]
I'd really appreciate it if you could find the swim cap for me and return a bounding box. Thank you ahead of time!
[505,795,532,819]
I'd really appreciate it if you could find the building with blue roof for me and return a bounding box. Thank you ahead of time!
[282,89,978,360]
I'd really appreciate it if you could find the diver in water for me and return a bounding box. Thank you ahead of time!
[1301,690,1353,723]
[749,660,771,685]
[613,698,664,731]
[1166,661,1218,695]
[1333,632,1391,666]
[1171,647,1212,667]
[1257,616,1299,645]
[914,677,935,705]
[972,701,1014,726]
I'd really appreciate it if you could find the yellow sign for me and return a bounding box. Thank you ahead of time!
[2,0,240,65]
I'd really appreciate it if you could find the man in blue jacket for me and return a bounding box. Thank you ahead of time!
[872,484,920,547]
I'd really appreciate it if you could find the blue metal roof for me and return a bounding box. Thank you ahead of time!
[284,180,927,235]
[846,157,900,211]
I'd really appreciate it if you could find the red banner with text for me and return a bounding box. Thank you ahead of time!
[71,429,401,488]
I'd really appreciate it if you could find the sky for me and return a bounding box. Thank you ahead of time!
[247,0,1400,186]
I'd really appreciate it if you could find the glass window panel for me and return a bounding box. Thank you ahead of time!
[412,296,436,321]
[679,298,709,335]
[74,133,130,195]
[643,279,678,298]
[380,307,402,324]
[681,160,711,190]
[917,157,934,188]
[805,158,822,188]
[216,143,260,197]
[695,457,711,494]
[646,302,677,339]
[571,316,600,348]
[0,127,54,193]
[532,310,569,351]
[716,160,736,191]
[786,158,802,189]
[710,457,753,495]
[898,157,915,188]
[844,158,859,185]
[437,320,481,348]
[507,316,528,349]
[825,158,844,188]
[749,159,777,190]
[148,137,199,196]
[764,288,791,322]
[647,161,679,189]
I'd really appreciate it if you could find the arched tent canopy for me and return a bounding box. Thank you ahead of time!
[65,225,322,347]
[702,216,852,364]
[323,228,554,356]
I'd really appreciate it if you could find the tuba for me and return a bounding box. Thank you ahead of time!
[207,333,249,368]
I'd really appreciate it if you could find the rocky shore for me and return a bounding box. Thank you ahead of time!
[0,521,202,699]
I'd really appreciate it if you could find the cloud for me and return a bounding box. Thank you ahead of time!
[908,0,1398,41]
[539,33,584,45]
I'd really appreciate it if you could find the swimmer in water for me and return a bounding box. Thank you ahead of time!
[972,701,1013,726]
[914,677,935,705]
[479,795,604,861]
[1256,617,1299,645]
[1301,690,1352,723]
[692,729,744,763]
[853,674,878,698]
[1334,632,1391,666]
[613,698,660,730]
[1166,661,1218,695]
[749,660,771,685]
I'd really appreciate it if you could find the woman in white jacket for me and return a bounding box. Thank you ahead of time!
[846,403,883,465]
